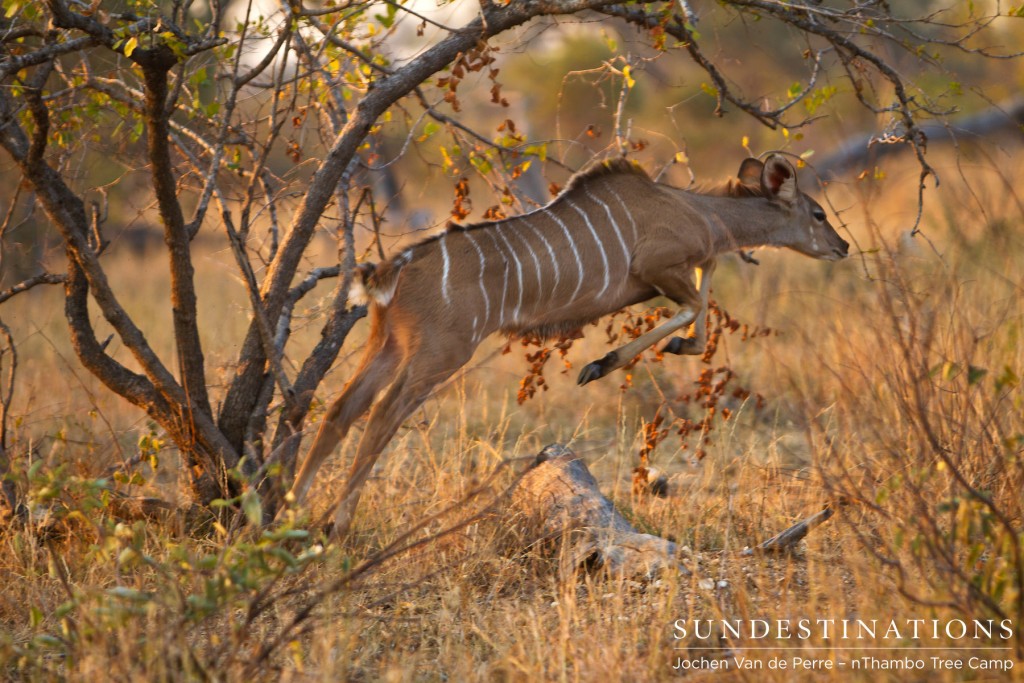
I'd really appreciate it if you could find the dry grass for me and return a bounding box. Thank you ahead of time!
[1,145,1022,681]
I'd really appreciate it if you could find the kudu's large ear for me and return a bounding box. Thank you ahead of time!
[737,158,764,187]
[760,154,798,204]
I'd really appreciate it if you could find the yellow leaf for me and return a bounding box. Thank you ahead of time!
[124,36,138,57]
[622,65,635,89]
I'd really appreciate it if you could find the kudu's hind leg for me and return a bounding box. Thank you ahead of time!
[577,265,704,386]
[662,260,716,356]
[290,338,399,505]
[329,353,470,540]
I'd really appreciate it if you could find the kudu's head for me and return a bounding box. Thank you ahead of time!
[738,155,849,261]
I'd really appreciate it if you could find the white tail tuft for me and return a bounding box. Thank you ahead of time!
[350,252,412,307]
[348,270,370,306]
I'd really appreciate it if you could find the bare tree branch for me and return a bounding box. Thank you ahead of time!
[0,272,67,305]
[140,61,213,419]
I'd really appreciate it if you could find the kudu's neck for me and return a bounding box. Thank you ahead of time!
[665,189,789,254]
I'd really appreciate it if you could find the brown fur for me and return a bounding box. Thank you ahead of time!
[562,157,651,193]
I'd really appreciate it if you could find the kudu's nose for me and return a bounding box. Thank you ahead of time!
[837,238,850,257]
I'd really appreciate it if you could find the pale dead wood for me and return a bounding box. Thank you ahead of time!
[816,98,1024,179]
[744,505,834,555]
[508,444,682,580]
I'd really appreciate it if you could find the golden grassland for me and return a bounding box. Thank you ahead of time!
[1,146,1022,681]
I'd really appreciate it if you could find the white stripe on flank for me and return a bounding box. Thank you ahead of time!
[585,188,631,269]
[508,222,543,294]
[567,199,610,298]
[607,186,639,242]
[520,217,560,293]
[439,234,452,305]
[541,209,584,302]
[496,230,524,322]
[464,232,490,340]
[484,232,509,328]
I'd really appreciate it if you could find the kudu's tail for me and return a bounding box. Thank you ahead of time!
[349,251,412,307]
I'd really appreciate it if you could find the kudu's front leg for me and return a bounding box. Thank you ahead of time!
[662,259,716,356]
[577,266,704,386]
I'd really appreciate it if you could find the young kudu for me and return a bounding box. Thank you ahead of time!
[290,154,849,537]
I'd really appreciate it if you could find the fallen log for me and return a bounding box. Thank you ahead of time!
[507,444,682,580]
[815,97,1024,180]
[744,505,834,555]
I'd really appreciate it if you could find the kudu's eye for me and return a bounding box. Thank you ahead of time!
[812,208,826,222]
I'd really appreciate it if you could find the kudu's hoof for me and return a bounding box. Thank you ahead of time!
[662,336,701,355]
[577,352,617,386]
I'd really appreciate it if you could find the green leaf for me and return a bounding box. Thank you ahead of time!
[53,600,75,620]
[196,554,218,571]
[262,528,310,542]
[107,586,150,602]
[241,490,262,526]
[967,365,988,386]
[416,120,440,143]
[469,154,492,175]
[374,4,397,29]
[32,635,64,649]
[266,547,299,568]
[522,143,547,162]
[995,365,1019,392]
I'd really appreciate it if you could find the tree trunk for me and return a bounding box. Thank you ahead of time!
[507,444,682,580]
[0,444,20,523]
